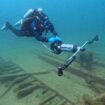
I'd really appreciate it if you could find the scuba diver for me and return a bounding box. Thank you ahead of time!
[1,8,99,76]
[1,8,59,43]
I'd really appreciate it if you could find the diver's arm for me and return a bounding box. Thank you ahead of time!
[41,12,49,20]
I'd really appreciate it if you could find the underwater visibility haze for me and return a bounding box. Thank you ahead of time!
[0,0,105,105]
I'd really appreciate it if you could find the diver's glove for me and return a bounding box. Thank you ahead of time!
[48,36,62,43]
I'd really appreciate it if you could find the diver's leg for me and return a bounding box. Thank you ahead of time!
[2,22,29,36]
[8,22,27,36]
[8,25,23,36]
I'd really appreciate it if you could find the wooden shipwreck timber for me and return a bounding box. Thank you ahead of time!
[0,54,105,105]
